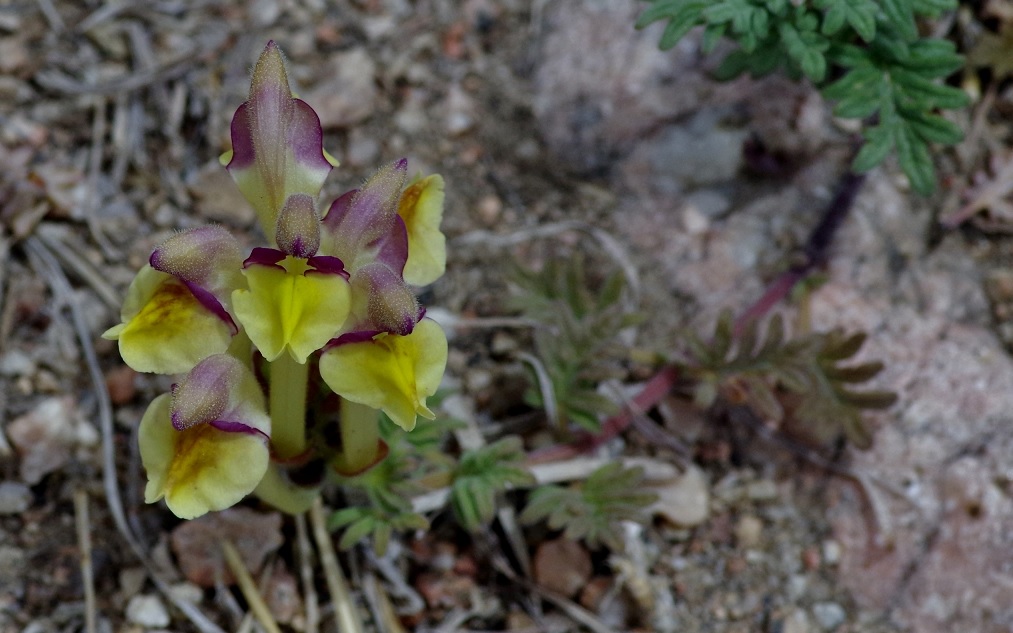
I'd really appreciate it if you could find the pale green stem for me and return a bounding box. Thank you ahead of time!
[333,398,380,474]
[269,352,309,460]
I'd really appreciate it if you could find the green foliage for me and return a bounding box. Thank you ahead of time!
[637,0,968,194]
[451,437,535,533]
[328,504,429,555]
[510,257,641,432]
[684,311,896,448]
[519,463,658,550]
[329,409,461,553]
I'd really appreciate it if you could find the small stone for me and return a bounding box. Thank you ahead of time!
[8,397,87,484]
[811,602,846,631]
[684,189,731,219]
[0,350,34,377]
[578,575,612,612]
[821,539,841,566]
[464,368,493,393]
[188,162,255,226]
[171,508,283,587]
[733,515,763,549]
[801,545,821,571]
[650,465,710,527]
[118,567,147,600]
[745,479,779,501]
[345,128,380,167]
[105,366,137,405]
[533,537,592,597]
[307,49,378,128]
[490,331,517,356]
[477,194,502,226]
[782,608,811,633]
[0,482,31,514]
[394,94,427,134]
[249,0,282,27]
[168,582,203,604]
[681,204,710,235]
[443,84,476,136]
[126,594,170,628]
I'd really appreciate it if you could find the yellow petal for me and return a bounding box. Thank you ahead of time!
[139,394,270,520]
[232,258,350,363]
[140,394,273,518]
[319,319,447,431]
[397,174,446,286]
[107,266,233,374]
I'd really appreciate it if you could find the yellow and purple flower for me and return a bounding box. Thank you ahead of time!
[107,40,448,519]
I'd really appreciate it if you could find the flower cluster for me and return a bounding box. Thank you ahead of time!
[104,42,448,519]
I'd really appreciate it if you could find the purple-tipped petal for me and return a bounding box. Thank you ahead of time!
[170,355,236,430]
[169,354,271,436]
[318,161,407,268]
[244,247,287,269]
[225,42,333,235]
[326,329,383,349]
[149,226,245,326]
[374,215,409,275]
[210,420,269,438]
[351,262,419,336]
[306,255,348,278]
[275,194,321,258]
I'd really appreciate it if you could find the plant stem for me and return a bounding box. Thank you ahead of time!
[270,352,309,459]
[734,170,865,335]
[333,398,380,474]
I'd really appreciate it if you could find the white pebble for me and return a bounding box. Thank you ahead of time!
[126,594,170,628]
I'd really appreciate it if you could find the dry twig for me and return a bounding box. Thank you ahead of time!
[310,499,365,633]
[221,540,281,633]
[74,488,97,633]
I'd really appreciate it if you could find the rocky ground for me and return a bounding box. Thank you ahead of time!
[1,1,1012,632]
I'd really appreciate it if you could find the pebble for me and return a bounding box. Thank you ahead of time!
[734,514,763,549]
[476,194,503,226]
[345,128,380,167]
[821,539,841,566]
[745,480,779,502]
[126,594,170,628]
[443,84,476,136]
[0,350,35,377]
[188,162,255,226]
[118,567,147,601]
[533,537,592,597]
[650,464,710,527]
[811,601,846,631]
[782,608,811,633]
[0,482,31,514]
[307,49,378,128]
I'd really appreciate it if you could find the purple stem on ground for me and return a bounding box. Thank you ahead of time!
[734,171,866,335]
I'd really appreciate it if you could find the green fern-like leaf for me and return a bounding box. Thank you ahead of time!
[684,311,896,448]
[329,505,429,555]
[510,257,641,432]
[637,0,967,193]
[450,437,535,533]
[520,463,658,551]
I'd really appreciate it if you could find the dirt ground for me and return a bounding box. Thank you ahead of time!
[2,1,1012,632]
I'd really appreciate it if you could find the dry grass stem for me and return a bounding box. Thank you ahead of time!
[294,513,320,633]
[363,573,409,633]
[220,539,281,633]
[74,488,97,633]
[310,499,365,633]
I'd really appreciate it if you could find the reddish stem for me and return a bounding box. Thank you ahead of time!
[526,365,680,465]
